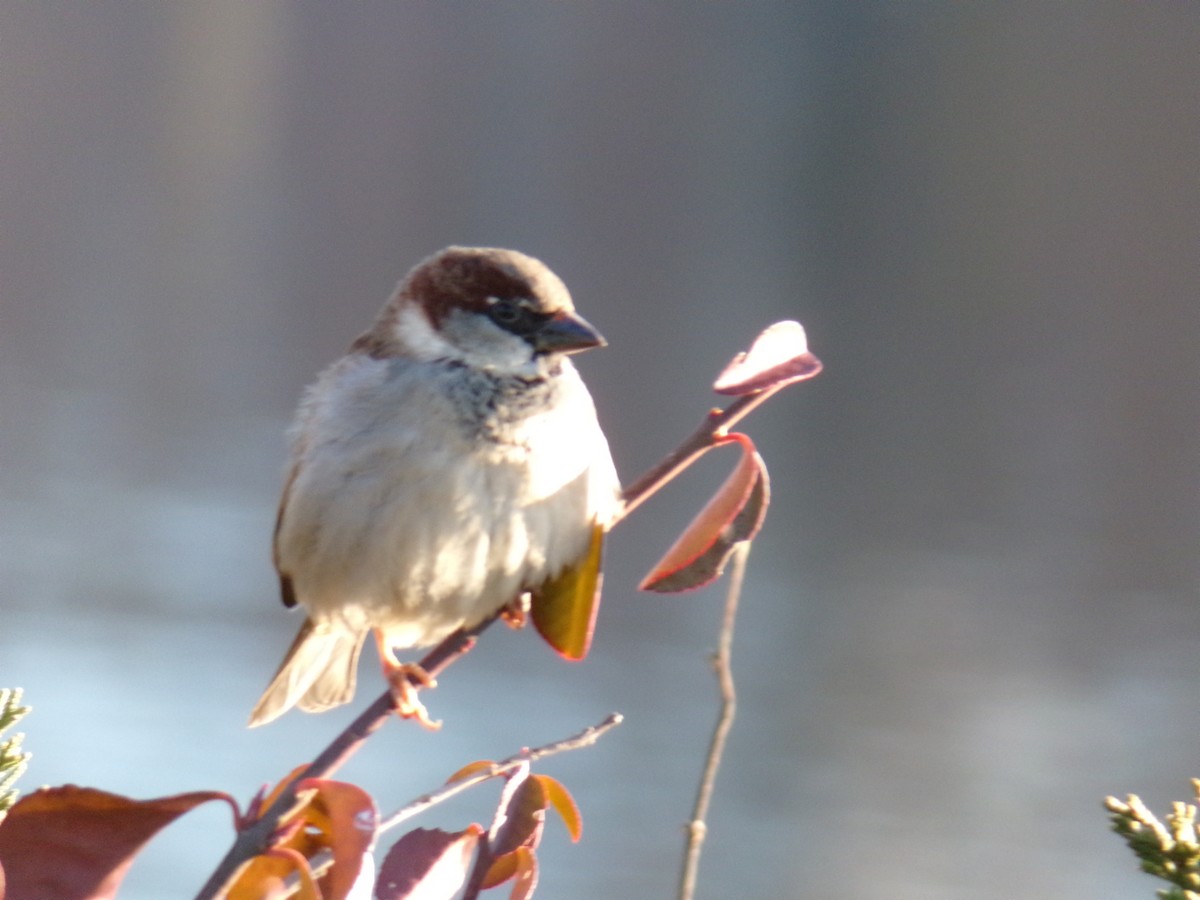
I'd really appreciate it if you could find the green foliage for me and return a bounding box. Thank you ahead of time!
[1107,782,1200,899]
[0,688,31,816]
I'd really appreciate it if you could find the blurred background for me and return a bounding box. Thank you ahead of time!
[2,3,1198,897]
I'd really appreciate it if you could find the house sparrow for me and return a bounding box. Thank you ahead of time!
[249,246,621,727]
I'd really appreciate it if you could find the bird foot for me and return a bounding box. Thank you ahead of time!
[385,662,442,731]
[500,592,531,630]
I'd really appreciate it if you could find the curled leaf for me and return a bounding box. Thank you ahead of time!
[0,786,237,900]
[713,320,822,395]
[481,845,538,900]
[640,433,770,593]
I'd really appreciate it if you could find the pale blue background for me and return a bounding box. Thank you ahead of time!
[3,4,1199,898]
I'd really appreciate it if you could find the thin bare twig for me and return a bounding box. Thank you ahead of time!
[379,711,623,834]
[678,541,749,900]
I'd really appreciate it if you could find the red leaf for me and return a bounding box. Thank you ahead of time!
[228,778,377,900]
[0,786,236,900]
[530,522,605,660]
[375,826,481,900]
[488,775,546,859]
[713,320,822,395]
[640,433,770,592]
[298,779,378,900]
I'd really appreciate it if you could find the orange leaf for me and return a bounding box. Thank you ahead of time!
[712,320,822,395]
[532,775,582,843]
[530,522,605,660]
[228,847,321,900]
[227,778,377,900]
[640,433,770,592]
[507,846,538,900]
[444,760,496,785]
[0,786,236,900]
[375,826,481,900]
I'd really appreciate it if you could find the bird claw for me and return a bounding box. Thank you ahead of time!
[385,662,442,731]
[500,593,531,630]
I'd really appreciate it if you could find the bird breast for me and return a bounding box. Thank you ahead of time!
[274,352,616,649]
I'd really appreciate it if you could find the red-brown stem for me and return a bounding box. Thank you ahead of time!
[615,385,783,525]
[192,613,498,900]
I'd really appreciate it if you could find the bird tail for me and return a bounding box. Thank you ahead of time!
[248,619,365,727]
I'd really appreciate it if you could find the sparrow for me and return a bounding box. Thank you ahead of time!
[249,246,621,727]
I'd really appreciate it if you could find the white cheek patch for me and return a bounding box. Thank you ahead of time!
[395,303,459,362]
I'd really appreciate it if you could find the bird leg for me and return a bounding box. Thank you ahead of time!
[373,629,442,731]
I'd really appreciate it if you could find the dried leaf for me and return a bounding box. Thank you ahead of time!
[374,826,481,900]
[530,522,605,660]
[713,320,822,395]
[0,786,236,900]
[640,434,770,592]
[531,775,581,843]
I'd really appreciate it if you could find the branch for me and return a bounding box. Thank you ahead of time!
[193,611,501,900]
[616,383,786,525]
[678,541,749,900]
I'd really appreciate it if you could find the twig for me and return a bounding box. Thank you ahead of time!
[380,711,623,834]
[616,384,784,525]
[282,713,625,897]
[678,541,749,900]
[193,611,501,900]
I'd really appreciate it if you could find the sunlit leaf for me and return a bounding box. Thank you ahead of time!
[228,847,321,900]
[298,779,378,900]
[531,775,581,843]
[712,320,822,395]
[530,522,605,660]
[640,434,770,592]
[508,846,538,900]
[375,826,481,900]
[0,786,236,900]
[489,775,546,858]
[228,778,377,900]
[480,846,538,899]
[444,760,496,785]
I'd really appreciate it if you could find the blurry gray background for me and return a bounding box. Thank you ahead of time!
[2,3,1198,898]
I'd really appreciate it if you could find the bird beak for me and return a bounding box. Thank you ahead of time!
[533,310,607,355]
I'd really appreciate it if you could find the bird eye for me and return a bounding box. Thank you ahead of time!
[488,297,523,325]
[487,296,540,336]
